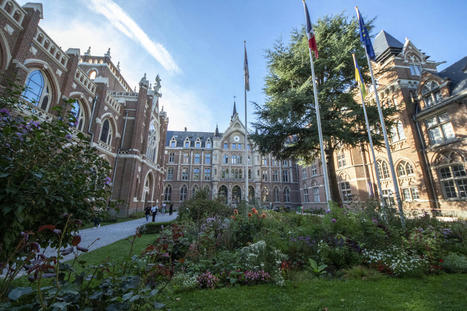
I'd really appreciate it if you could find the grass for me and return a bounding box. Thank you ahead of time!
[162,274,467,311]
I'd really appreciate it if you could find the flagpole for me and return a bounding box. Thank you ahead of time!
[308,49,331,210]
[244,41,249,208]
[363,49,406,229]
[352,53,386,213]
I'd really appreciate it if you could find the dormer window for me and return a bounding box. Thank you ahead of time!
[184,138,190,148]
[170,137,177,148]
[205,139,212,148]
[421,81,442,108]
[195,138,201,148]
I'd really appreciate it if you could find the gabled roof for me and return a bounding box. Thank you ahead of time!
[374,30,403,63]
[439,56,467,94]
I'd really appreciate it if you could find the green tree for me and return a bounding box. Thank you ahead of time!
[0,82,112,263]
[251,14,396,205]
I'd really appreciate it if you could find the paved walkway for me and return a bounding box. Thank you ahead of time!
[45,212,178,262]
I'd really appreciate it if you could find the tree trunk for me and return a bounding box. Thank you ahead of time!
[326,148,342,206]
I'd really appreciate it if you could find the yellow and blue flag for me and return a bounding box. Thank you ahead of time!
[355,7,375,60]
[352,53,366,98]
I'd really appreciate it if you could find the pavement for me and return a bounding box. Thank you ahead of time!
[44,212,178,262]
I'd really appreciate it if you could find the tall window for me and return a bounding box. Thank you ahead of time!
[167,167,174,180]
[204,168,211,180]
[390,121,406,143]
[284,187,290,202]
[180,185,187,201]
[376,160,390,179]
[194,153,200,164]
[382,189,395,207]
[192,185,199,197]
[221,168,229,179]
[184,139,190,148]
[195,139,201,148]
[311,164,318,176]
[223,154,229,164]
[205,153,211,164]
[340,182,352,202]
[408,55,422,76]
[313,187,320,202]
[402,187,419,201]
[170,138,176,148]
[262,170,268,181]
[205,139,212,148]
[302,168,307,179]
[272,170,279,182]
[282,160,289,167]
[273,187,279,202]
[397,161,414,177]
[439,163,467,199]
[223,142,228,149]
[421,81,442,108]
[183,153,189,164]
[88,70,97,80]
[337,151,346,168]
[22,70,51,111]
[263,158,268,166]
[425,113,455,145]
[169,152,175,163]
[181,168,189,180]
[100,119,112,145]
[70,100,85,131]
[303,188,309,202]
[193,168,200,180]
[282,170,289,182]
[164,185,172,201]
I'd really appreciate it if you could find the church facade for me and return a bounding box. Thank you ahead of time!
[163,104,301,209]
[0,1,168,215]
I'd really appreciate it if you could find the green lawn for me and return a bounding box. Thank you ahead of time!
[162,274,467,311]
[66,233,157,267]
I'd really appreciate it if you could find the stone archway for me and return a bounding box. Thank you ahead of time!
[232,185,241,204]
[218,185,228,204]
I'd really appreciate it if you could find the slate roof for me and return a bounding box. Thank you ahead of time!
[166,130,217,148]
[439,56,467,94]
[374,30,404,62]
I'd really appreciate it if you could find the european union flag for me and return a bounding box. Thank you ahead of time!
[356,7,375,60]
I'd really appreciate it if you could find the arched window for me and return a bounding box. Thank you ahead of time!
[195,138,201,148]
[376,160,390,179]
[146,122,159,163]
[408,55,422,76]
[192,185,199,198]
[170,137,177,148]
[283,187,290,202]
[421,81,442,108]
[169,152,175,163]
[100,119,112,145]
[22,70,51,111]
[184,138,190,148]
[218,185,228,204]
[205,139,212,148]
[88,70,97,80]
[397,161,414,177]
[273,187,279,202]
[180,185,187,201]
[70,100,85,131]
[164,185,172,201]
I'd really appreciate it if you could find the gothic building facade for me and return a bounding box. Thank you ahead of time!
[299,30,466,217]
[0,1,168,215]
[163,104,301,209]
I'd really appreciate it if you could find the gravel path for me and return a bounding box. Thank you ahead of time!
[45,212,178,262]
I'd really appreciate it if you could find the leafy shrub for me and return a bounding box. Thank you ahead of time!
[441,253,467,273]
[170,272,199,292]
[342,265,385,280]
[308,258,327,277]
[138,221,176,234]
[197,271,219,289]
[0,84,112,263]
[362,246,429,277]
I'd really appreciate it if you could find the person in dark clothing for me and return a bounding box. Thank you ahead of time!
[169,203,173,215]
[144,205,151,221]
[151,203,158,222]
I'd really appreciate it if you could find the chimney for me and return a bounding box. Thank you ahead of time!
[184,127,187,132]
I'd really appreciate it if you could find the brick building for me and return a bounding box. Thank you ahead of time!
[163,102,301,209]
[0,1,168,215]
[299,30,466,217]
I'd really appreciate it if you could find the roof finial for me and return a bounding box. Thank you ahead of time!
[215,124,220,137]
[105,48,111,58]
[117,61,120,71]
[84,46,91,56]
[232,96,237,118]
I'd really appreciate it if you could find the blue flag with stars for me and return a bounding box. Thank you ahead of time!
[356,7,375,60]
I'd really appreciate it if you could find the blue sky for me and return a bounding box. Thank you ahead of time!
[19,0,467,132]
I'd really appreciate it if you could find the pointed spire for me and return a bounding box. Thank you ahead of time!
[215,124,219,137]
[232,96,238,119]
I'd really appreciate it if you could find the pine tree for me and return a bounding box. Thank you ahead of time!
[251,14,396,205]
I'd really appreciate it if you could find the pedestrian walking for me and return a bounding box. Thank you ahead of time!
[151,202,158,222]
[93,214,101,228]
[169,203,173,216]
[144,205,151,221]
[162,202,167,214]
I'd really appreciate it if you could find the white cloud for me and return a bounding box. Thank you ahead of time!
[84,0,180,74]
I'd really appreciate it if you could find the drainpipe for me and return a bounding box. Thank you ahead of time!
[412,115,440,213]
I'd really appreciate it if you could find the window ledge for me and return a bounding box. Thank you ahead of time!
[428,138,461,150]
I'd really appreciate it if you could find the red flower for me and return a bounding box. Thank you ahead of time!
[71,235,81,246]
[38,225,55,233]
[439,259,444,263]
[248,213,252,217]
